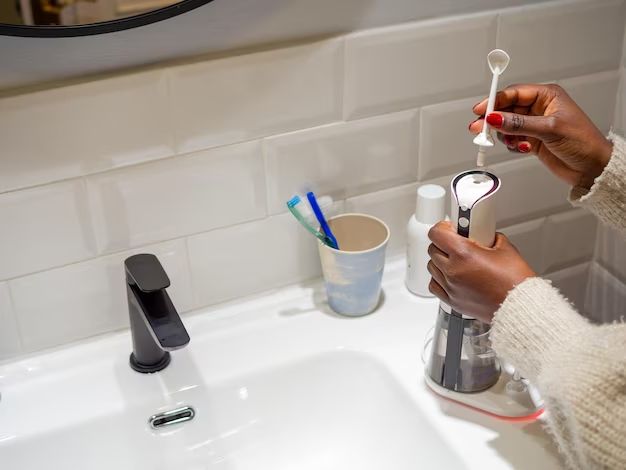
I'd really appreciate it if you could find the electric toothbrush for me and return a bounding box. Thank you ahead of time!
[423,49,543,419]
[424,169,544,419]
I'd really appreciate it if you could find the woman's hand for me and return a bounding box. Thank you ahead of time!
[427,221,535,323]
[469,83,612,190]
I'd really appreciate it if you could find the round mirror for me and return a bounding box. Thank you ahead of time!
[0,0,214,37]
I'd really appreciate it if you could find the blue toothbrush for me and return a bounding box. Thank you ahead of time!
[306,191,339,250]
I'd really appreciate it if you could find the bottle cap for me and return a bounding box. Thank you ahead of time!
[415,184,446,225]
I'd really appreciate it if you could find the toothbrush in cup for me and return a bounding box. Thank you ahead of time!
[306,191,339,250]
[287,195,337,248]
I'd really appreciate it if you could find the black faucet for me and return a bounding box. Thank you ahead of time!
[125,254,190,373]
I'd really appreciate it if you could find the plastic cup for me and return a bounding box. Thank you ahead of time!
[318,213,390,316]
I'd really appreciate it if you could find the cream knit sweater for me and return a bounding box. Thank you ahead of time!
[491,133,626,470]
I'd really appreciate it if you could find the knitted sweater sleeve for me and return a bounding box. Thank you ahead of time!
[491,134,626,469]
[569,131,626,232]
[491,280,626,469]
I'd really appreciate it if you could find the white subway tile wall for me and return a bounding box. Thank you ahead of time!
[498,0,625,83]
[0,180,97,280]
[542,209,598,273]
[169,40,344,154]
[343,13,497,119]
[188,211,326,308]
[264,110,418,214]
[559,71,619,133]
[0,0,623,359]
[546,262,591,314]
[587,57,626,323]
[344,183,418,253]
[87,141,267,253]
[0,71,173,193]
[585,262,626,323]
[418,95,516,180]
[595,225,626,282]
[498,208,598,277]
[500,218,545,274]
[188,201,345,309]
[493,158,570,226]
[0,283,21,360]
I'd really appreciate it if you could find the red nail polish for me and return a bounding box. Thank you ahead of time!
[486,113,503,128]
[504,135,513,146]
[519,142,531,153]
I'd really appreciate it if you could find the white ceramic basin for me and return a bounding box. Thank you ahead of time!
[0,257,561,469]
[2,352,465,470]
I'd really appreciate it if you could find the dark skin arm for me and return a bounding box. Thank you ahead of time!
[469,83,612,189]
[429,84,612,322]
[427,222,535,323]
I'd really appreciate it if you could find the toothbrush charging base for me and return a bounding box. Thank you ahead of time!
[424,370,544,421]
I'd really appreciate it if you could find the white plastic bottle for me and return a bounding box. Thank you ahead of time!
[406,184,446,296]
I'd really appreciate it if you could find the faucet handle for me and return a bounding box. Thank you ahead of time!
[125,254,170,292]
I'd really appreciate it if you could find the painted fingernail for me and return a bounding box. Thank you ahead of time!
[518,142,531,153]
[504,135,513,146]
[486,113,503,128]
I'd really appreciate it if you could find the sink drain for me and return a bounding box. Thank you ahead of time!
[149,406,195,429]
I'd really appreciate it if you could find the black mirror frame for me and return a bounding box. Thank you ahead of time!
[0,0,215,38]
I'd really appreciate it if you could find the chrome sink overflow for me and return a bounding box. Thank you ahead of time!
[148,406,195,429]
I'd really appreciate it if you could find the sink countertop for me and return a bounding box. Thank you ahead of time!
[0,255,562,469]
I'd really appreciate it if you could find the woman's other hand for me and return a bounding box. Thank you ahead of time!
[469,84,612,190]
[427,221,535,323]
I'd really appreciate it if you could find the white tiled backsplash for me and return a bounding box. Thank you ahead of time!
[343,13,498,119]
[589,49,626,324]
[1,0,624,359]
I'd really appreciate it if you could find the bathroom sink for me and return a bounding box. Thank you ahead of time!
[1,352,464,470]
[0,257,560,469]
